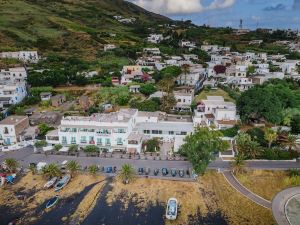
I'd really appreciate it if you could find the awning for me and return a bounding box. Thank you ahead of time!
[59,147,69,152]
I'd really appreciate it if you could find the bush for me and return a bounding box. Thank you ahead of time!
[246,127,267,146]
[139,83,157,96]
[54,144,62,151]
[143,138,160,152]
[84,145,100,153]
[35,140,48,148]
[220,125,239,137]
[68,145,78,152]
[259,148,299,160]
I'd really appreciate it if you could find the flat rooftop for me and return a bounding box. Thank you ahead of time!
[0,116,28,125]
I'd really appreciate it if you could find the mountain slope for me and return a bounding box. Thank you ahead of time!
[0,0,170,60]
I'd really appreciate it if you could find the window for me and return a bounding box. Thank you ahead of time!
[181,131,187,135]
[71,137,76,144]
[4,127,9,134]
[169,131,174,135]
[71,128,77,132]
[97,138,102,146]
[105,139,111,146]
[116,128,126,133]
[117,138,123,145]
[152,130,162,134]
[143,130,150,134]
[80,136,87,143]
[62,136,67,144]
[89,136,95,144]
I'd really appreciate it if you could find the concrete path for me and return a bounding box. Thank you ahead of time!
[272,187,300,225]
[222,171,272,209]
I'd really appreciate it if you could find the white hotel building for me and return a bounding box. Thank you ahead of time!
[46,109,194,153]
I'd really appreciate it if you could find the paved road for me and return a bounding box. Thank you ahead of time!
[1,147,300,172]
[272,187,300,225]
[222,171,272,209]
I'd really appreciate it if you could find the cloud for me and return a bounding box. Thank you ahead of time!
[130,0,236,15]
[264,4,286,11]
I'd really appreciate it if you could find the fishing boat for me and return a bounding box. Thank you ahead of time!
[46,195,59,209]
[166,198,178,220]
[54,174,71,191]
[44,177,57,189]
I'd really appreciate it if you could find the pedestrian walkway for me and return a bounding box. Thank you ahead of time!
[222,170,272,209]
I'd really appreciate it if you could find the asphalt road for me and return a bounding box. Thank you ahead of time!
[1,147,300,172]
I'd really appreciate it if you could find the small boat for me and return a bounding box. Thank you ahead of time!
[46,195,59,209]
[166,198,178,220]
[54,175,71,191]
[44,177,57,189]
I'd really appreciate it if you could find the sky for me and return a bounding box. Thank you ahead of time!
[129,0,300,29]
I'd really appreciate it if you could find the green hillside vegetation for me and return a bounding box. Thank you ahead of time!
[0,0,170,60]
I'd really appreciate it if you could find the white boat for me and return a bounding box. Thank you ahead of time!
[54,174,71,191]
[44,177,57,189]
[166,198,178,220]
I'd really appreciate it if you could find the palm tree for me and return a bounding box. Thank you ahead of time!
[29,163,37,175]
[88,165,98,176]
[264,128,277,148]
[231,154,246,175]
[42,163,62,179]
[66,160,81,177]
[119,164,135,184]
[4,158,18,173]
[182,64,190,86]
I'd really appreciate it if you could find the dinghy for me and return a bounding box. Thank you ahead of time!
[166,198,178,220]
[54,174,71,191]
[46,195,59,209]
[44,177,57,189]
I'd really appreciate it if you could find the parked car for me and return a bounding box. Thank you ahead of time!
[138,167,144,175]
[106,167,113,173]
[162,168,168,176]
[145,168,150,175]
[154,168,159,176]
[171,169,177,177]
[179,169,184,178]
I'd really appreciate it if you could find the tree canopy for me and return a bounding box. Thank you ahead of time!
[237,80,299,124]
[179,127,229,174]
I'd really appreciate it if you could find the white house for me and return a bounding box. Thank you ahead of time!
[0,67,27,83]
[173,88,195,112]
[193,96,238,129]
[0,82,27,108]
[0,116,29,146]
[143,48,161,55]
[0,51,39,63]
[104,44,117,52]
[147,34,164,44]
[227,77,253,91]
[46,109,194,153]
[180,40,196,50]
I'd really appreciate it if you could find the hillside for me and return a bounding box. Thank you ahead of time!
[0,0,170,60]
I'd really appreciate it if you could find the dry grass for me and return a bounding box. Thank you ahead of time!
[236,170,293,201]
[106,178,207,225]
[70,178,106,222]
[0,173,104,223]
[200,171,276,225]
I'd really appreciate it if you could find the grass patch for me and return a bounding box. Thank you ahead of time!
[200,171,276,225]
[195,88,235,103]
[235,170,293,201]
